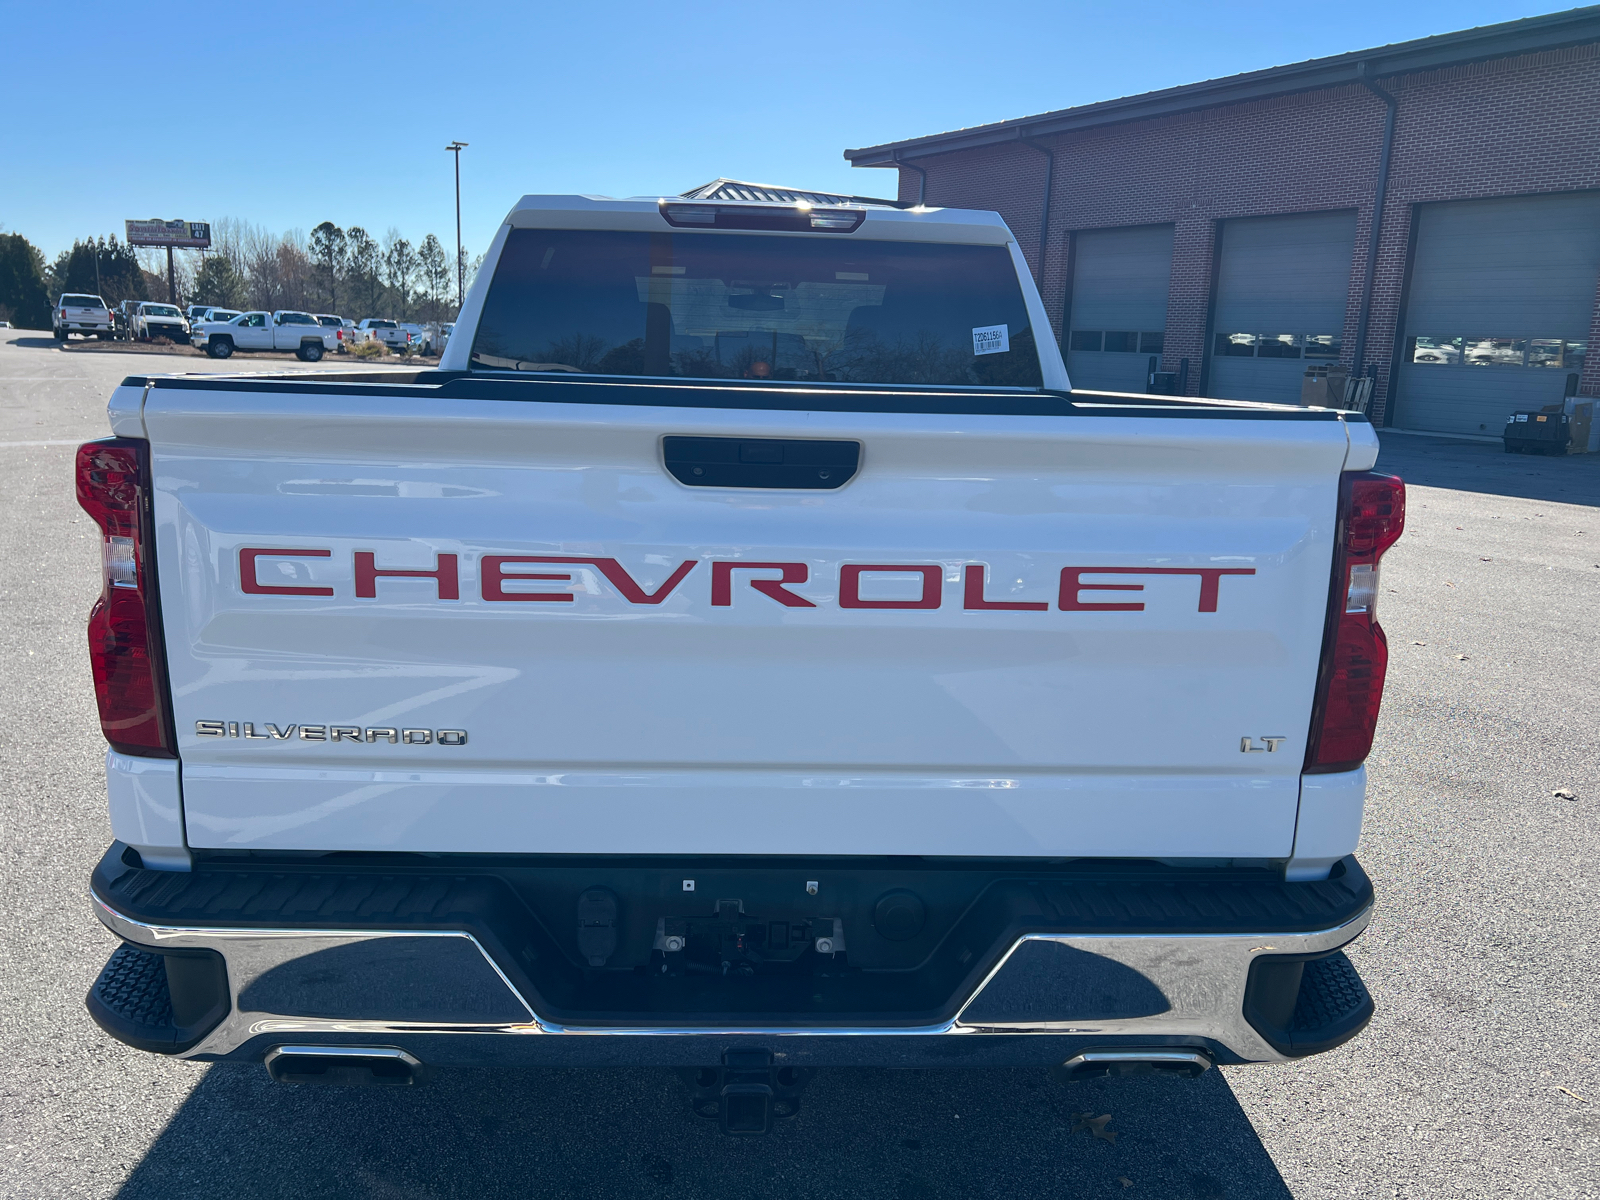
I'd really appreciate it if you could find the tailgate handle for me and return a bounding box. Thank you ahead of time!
[663,436,860,490]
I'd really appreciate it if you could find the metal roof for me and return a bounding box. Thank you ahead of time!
[681,178,903,207]
[846,6,1600,165]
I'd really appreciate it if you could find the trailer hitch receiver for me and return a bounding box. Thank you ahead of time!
[681,1049,814,1135]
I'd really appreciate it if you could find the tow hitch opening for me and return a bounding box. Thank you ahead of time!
[680,1049,815,1135]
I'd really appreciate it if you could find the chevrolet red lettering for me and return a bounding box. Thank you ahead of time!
[238,548,1258,613]
[79,188,1401,1114]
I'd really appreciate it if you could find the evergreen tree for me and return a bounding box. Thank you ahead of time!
[192,254,246,308]
[345,226,381,318]
[383,234,416,320]
[48,237,148,306]
[309,221,347,312]
[0,232,52,328]
[418,234,448,322]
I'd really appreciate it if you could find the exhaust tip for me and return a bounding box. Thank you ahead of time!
[265,1045,424,1087]
[1056,1049,1212,1081]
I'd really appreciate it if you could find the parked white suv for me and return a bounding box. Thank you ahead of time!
[53,294,113,341]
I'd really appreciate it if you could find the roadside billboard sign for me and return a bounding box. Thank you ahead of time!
[125,219,211,249]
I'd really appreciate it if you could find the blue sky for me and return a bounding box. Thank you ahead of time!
[0,0,1569,263]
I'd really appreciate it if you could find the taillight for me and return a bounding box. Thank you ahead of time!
[1305,471,1406,773]
[75,438,175,757]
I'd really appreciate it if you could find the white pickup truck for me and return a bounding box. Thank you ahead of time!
[355,318,413,350]
[54,293,114,340]
[189,309,337,360]
[77,192,1400,1131]
[130,302,190,343]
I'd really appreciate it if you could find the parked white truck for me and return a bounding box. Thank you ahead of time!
[189,309,337,360]
[77,192,1400,1131]
[129,302,189,343]
[355,317,412,350]
[54,293,114,340]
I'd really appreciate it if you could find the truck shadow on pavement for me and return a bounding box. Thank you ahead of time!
[1376,431,1600,506]
[115,1063,1290,1200]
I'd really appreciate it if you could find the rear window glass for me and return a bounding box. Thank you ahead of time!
[62,295,104,307]
[368,320,397,329]
[470,229,1042,388]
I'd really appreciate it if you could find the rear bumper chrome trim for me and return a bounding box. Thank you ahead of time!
[92,893,1371,1063]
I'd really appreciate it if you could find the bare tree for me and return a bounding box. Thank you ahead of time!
[273,235,313,311]
[208,217,257,277]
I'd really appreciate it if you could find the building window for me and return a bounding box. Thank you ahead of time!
[1528,338,1566,368]
[1465,337,1527,367]
[1408,335,1585,371]
[1407,336,1462,365]
[1071,330,1165,353]
[1214,332,1341,359]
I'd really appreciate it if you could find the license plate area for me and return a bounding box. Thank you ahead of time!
[654,900,845,977]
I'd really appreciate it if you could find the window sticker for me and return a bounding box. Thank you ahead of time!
[973,324,1010,356]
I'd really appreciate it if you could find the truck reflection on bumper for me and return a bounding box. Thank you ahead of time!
[86,843,1374,1070]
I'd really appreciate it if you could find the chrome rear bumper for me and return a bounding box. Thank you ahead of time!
[92,893,1372,1066]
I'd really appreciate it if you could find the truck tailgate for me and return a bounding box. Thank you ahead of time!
[140,379,1351,858]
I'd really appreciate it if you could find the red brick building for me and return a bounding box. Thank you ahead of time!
[844,8,1600,437]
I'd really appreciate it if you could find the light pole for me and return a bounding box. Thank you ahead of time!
[446,141,468,311]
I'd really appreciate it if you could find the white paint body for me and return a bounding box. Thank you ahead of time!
[115,196,1372,868]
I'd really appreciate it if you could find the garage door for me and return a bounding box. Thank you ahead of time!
[1394,192,1600,437]
[1207,210,1357,404]
[1065,224,1173,393]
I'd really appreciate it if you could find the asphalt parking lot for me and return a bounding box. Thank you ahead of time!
[1,333,1596,1199]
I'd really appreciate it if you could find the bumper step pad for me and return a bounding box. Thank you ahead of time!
[90,943,174,1031]
[1244,948,1374,1057]
[1292,951,1373,1046]
[86,942,230,1055]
